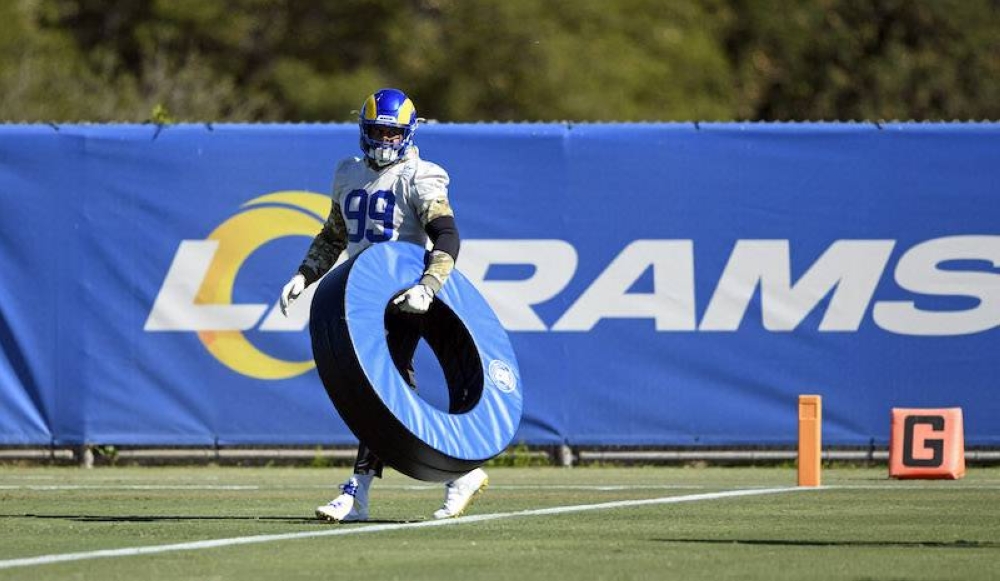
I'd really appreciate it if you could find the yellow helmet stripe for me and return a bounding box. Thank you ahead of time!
[396,98,415,125]
[362,95,378,120]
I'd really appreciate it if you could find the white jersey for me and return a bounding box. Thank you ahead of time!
[333,150,450,258]
[297,148,455,286]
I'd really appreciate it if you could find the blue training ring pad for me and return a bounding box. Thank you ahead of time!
[309,241,523,481]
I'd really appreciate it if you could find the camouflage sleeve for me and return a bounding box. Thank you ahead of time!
[412,157,452,225]
[412,159,459,293]
[419,250,455,294]
[417,199,458,293]
[419,197,454,225]
[297,201,347,286]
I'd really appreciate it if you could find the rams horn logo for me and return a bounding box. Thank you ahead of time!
[147,191,330,380]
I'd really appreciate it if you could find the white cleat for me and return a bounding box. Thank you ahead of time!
[433,468,489,519]
[315,476,371,523]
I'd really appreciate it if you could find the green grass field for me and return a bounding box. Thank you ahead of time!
[1,465,998,580]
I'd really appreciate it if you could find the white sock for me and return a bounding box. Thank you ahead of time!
[351,473,374,509]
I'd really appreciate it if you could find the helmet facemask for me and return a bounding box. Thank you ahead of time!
[358,88,419,167]
[360,121,411,167]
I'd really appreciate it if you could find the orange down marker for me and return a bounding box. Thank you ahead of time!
[889,408,965,480]
[797,395,822,487]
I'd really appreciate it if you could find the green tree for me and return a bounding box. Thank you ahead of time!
[721,0,1000,120]
[35,0,278,120]
[0,0,131,121]
[1,0,998,122]
[415,0,734,121]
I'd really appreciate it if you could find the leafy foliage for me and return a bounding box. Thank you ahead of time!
[1,0,997,121]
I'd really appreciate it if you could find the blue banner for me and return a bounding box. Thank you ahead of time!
[1,122,998,447]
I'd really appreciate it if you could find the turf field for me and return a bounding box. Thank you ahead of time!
[1,465,998,580]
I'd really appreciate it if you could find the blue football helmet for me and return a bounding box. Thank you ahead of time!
[359,88,418,166]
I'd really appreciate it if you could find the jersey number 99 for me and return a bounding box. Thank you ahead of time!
[344,189,396,243]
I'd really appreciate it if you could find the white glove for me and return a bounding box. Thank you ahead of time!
[279,274,306,316]
[393,284,434,314]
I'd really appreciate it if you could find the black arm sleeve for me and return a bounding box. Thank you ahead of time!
[424,215,460,261]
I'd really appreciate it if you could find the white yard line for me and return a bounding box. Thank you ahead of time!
[398,484,709,491]
[819,484,1000,490]
[0,486,813,570]
[0,485,262,491]
[5,483,999,492]
[0,484,706,491]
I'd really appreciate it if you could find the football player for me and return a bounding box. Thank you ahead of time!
[279,88,488,522]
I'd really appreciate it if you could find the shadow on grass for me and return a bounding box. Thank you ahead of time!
[653,538,999,549]
[1,514,415,525]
